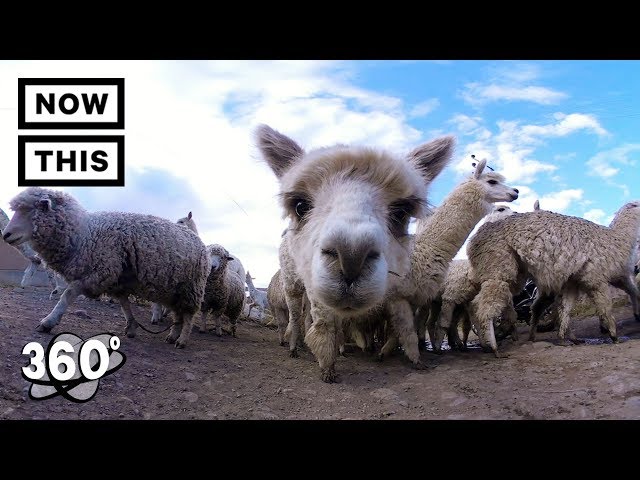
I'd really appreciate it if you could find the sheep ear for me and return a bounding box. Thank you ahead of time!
[37,198,51,212]
[255,124,305,179]
[533,200,540,211]
[188,211,192,220]
[474,158,487,179]
[227,256,234,261]
[408,135,455,184]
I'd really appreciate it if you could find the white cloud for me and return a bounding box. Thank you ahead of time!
[538,189,584,212]
[0,60,432,288]
[460,63,567,107]
[583,208,607,225]
[452,113,607,185]
[586,144,640,179]
[409,98,439,118]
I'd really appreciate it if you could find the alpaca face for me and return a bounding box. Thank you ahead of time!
[478,171,519,203]
[257,125,454,316]
[176,211,198,235]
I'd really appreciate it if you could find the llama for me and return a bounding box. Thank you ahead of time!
[256,124,454,382]
[245,271,268,320]
[380,159,519,366]
[468,201,640,356]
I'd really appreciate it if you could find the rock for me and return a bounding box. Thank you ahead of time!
[370,388,400,402]
[398,400,409,408]
[532,341,554,349]
[73,309,91,319]
[185,372,196,381]
[184,392,198,403]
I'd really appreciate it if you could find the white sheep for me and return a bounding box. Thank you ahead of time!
[2,187,210,348]
[199,244,246,337]
[256,124,454,381]
[467,200,640,356]
[381,158,519,367]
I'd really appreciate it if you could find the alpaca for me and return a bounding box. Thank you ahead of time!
[468,201,640,356]
[380,159,519,366]
[256,124,454,382]
[427,204,517,353]
[245,271,268,319]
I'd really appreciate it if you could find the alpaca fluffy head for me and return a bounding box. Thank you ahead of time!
[470,158,519,204]
[3,187,86,247]
[256,124,455,316]
[484,204,515,223]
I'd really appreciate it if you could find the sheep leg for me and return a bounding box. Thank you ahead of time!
[151,303,165,325]
[447,307,465,350]
[433,300,455,354]
[118,296,139,338]
[304,301,338,383]
[378,334,399,360]
[214,314,223,337]
[528,292,555,342]
[199,311,208,333]
[504,303,519,342]
[388,299,430,368]
[611,276,640,322]
[36,284,81,332]
[284,290,304,358]
[20,261,38,288]
[460,308,471,350]
[584,287,618,343]
[165,315,184,344]
[175,313,195,348]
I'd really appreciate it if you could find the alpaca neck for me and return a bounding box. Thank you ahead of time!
[31,206,90,272]
[246,277,257,294]
[410,181,490,289]
[609,209,640,251]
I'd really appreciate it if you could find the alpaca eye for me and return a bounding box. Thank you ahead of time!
[488,179,498,185]
[388,201,415,235]
[295,200,312,218]
[497,208,505,212]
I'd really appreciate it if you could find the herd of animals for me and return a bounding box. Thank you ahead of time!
[1,125,639,383]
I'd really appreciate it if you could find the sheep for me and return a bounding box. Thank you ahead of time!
[257,124,455,381]
[199,244,246,337]
[2,187,210,348]
[381,158,519,367]
[2,207,62,294]
[245,271,268,320]
[427,204,517,353]
[467,200,640,356]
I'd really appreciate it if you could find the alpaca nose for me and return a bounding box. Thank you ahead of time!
[513,188,519,193]
[332,245,380,286]
[2,231,11,241]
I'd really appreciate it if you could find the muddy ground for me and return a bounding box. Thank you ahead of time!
[1,284,639,420]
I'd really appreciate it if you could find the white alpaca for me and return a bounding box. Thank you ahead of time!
[468,201,640,356]
[381,159,519,366]
[256,124,454,382]
[245,271,268,320]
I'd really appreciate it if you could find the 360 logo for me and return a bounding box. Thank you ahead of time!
[22,332,126,403]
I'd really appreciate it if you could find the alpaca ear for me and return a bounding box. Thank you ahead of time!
[533,200,540,211]
[474,158,487,179]
[408,135,455,184]
[255,124,305,179]
[37,198,52,212]
[188,211,192,220]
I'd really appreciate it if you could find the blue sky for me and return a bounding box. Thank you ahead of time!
[1,60,639,286]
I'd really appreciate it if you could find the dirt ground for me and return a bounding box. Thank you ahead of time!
[1,284,639,420]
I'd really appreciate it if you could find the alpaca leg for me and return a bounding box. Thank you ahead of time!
[388,299,426,367]
[471,281,510,358]
[214,314,223,337]
[276,309,287,346]
[447,306,465,350]
[175,313,195,348]
[414,304,428,351]
[611,276,640,322]
[37,284,81,332]
[529,292,555,342]
[378,334,399,359]
[119,296,139,338]
[304,302,338,383]
[585,287,618,343]
[555,289,579,345]
[284,290,304,358]
[151,302,164,325]
[504,302,519,342]
[21,261,38,288]
[433,300,455,353]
